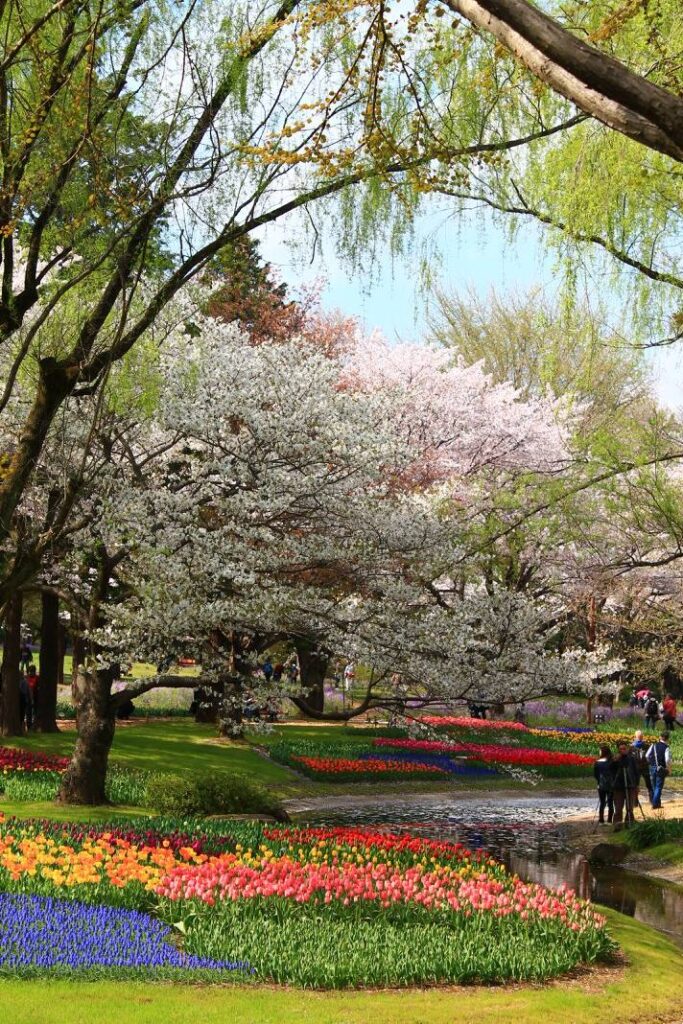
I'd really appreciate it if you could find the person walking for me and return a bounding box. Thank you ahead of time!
[646,731,672,809]
[343,662,355,692]
[633,729,653,801]
[661,694,678,730]
[593,745,614,825]
[18,672,32,732]
[19,643,32,674]
[611,741,640,830]
[644,694,659,729]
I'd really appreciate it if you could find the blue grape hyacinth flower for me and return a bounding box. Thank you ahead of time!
[0,893,250,975]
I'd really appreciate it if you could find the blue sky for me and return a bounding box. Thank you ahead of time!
[259,208,683,410]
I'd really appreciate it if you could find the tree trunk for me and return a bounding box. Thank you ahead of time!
[35,590,60,732]
[0,360,73,593]
[194,685,222,724]
[58,665,115,804]
[1,590,23,735]
[218,680,244,737]
[586,593,596,725]
[72,632,85,674]
[57,622,65,687]
[295,639,328,715]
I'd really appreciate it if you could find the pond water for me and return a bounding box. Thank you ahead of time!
[292,793,683,944]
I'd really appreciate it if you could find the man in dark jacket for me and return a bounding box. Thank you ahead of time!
[646,732,672,809]
[612,741,640,830]
[632,730,653,801]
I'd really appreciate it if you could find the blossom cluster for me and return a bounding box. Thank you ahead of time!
[156,853,597,925]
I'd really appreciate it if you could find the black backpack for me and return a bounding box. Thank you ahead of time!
[646,697,659,716]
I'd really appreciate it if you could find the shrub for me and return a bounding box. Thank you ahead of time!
[144,772,287,820]
[625,818,683,850]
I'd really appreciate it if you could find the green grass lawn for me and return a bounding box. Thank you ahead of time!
[642,840,683,865]
[3,720,292,784]
[0,721,306,816]
[0,911,680,1024]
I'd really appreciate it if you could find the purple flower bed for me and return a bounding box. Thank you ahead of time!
[525,700,641,726]
[0,894,251,976]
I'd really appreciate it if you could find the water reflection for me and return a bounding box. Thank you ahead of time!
[298,794,683,943]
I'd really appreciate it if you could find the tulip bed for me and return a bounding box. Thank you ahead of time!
[0,747,69,774]
[374,737,594,774]
[0,815,614,987]
[422,716,529,732]
[270,733,594,779]
[416,717,683,774]
[291,755,452,780]
[421,716,657,749]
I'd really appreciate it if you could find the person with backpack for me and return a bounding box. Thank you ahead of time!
[644,694,659,729]
[593,745,614,825]
[646,732,672,809]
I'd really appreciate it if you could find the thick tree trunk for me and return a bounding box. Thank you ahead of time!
[58,665,115,804]
[1,590,23,735]
[295,639,328,715]
[35,590,60,732]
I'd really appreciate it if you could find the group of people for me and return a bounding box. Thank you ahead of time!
[630,688,679,731]
[260,660,298,685]
[594,729,673,828]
